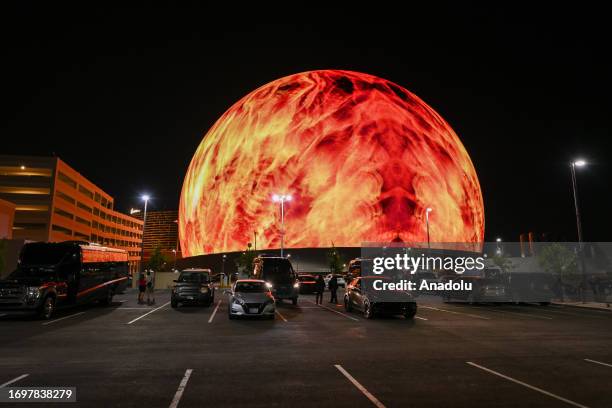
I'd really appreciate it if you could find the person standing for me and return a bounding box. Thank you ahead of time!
[146,269,156,306]
[329,275,339,304]
[137,273,147,304]
[315,275,325,305]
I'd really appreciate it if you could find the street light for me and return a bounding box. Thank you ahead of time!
[222,254,227,286]
[496,237,502,255]
[570,160,586,244]
[272,194,292,257]
[172,249,177,271]
[425,208,432,249]
[139,194,150,273]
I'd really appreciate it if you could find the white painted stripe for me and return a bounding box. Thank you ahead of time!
[116,307,152,310]
[127,301,170,324]
[275,310,288,322]
[421,306,490,320]
[309,300,359,321]
[584,358,612,368]
[467,362,590,408]
[414,316,428,321]
[0,374,29,388]
[335,365,386,408]
[42,312,85,326]
[168,369,193,408]
[208,300,222,323]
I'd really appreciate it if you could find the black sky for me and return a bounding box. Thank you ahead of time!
[3,3,611,242]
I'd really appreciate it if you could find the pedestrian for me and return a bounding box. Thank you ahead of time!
[137,273,146,304]
[146,269,156,306]
[315,275,325,305]
[329,275,339,304]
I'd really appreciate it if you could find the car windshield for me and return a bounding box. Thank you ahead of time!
[20,245,71,266]
[235,282,267,293]
[178,272,209,283]
[298,275,315,282]
[262,259,294,283]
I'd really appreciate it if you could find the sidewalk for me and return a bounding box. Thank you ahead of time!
[552,301,611,311]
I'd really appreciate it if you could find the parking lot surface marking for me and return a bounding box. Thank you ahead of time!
[584,358,612,368]
[168,369,193,408]
[421,306,491,320]
[466,361,590,408]
[208,299,222,323]
[275,310,288,322]
[42,311,86,326]
[415,316,428,321]
[126,301,170,324]
[308,300,359,321]
[0,374,29,388]
[334,364,386,408]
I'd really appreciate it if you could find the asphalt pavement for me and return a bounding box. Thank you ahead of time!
[1,289,611,407]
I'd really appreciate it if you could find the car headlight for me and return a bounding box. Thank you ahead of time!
[293,282,300,288]
[200,287,209,294]
[265,282,273,289]
[26,287,41,299]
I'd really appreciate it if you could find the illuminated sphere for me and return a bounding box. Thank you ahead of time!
[180,70,484,256]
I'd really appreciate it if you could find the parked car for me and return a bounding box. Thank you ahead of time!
[297,274,318,294]
[252,256,299,305]
[226,279,275,319]
[324,274,346,288]
[171,268,215,308]
[344,276,417,319]
[441,268,510,304]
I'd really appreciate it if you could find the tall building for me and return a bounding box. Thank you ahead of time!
[132,210,180,267]
[0,155,143,272]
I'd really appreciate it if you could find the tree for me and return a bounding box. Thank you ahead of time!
[491,253,513,273]
[538,243,579,301]
[235,243,257,276]
[148,245,169,271]
[327,242,343,274]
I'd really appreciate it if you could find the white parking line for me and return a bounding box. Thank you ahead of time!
[414,316,428,321]
[308,300,359,321]
[466,362,590,408]
[584,358,612,368]
[208,299,222,323]
[42,312,86,326]
[334,364,386,408]
[275,310,288,322]
[420,306,490,320]
[0,374,29,388]
[168,369,193,408]
[127,301,170,325]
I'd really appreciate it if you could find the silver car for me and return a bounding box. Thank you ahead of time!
[226,279,276,319]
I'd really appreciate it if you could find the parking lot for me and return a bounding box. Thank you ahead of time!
[1,289,611,408]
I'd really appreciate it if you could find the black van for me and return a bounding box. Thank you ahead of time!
[252,256,299,305]
[0,241,129,319]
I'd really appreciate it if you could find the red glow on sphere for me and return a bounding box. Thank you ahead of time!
[180,70,484,256]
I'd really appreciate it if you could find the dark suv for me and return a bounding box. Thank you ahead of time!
[171,269,215,308]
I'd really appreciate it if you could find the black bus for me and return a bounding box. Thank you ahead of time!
[0,241,129,319]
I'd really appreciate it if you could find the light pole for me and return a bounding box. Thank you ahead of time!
[139,194,150,273]
[570,160,586,245]
[272,194,292,257]
[222,254,227,286]
[496,237,502,255]
[172,249,177,271]
[425,208,432,249]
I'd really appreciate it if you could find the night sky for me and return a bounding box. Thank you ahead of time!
[3,4,610,242]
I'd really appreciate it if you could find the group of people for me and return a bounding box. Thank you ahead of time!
[314,275,339,305]
[137,269,156,305]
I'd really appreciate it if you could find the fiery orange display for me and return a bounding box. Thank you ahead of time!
[179,70,484,256]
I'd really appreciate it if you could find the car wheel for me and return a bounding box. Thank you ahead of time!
[344,296,352,312]
[363,301,375,319]
[404,303,417,320]
[100,288,114,306]
[171,298,178,308]
[38,296,55,320]
[292,297,298,306]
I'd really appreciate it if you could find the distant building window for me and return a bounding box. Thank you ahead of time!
[13,222,46,230]
[78,185,94,199]
[93,207,99,216]
[58,172,77,189]
[56,191,75,205]
[77,202,92,213]
[76,216,91,227]
[54,208,74,220]
[52,224,72,236]
[94,192,101,203]
[74,232,90,240]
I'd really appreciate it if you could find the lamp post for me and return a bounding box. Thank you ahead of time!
[570,160,586,245]
[222,254,227,286]
[172,249,177,271]
[425,208,432,249]
[496,237,502,255]
[139,194,150,273]
[272,194,292,257]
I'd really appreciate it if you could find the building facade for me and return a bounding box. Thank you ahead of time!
[0,198,16,239]
[0,155,143,272]
[133,210,180,268]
